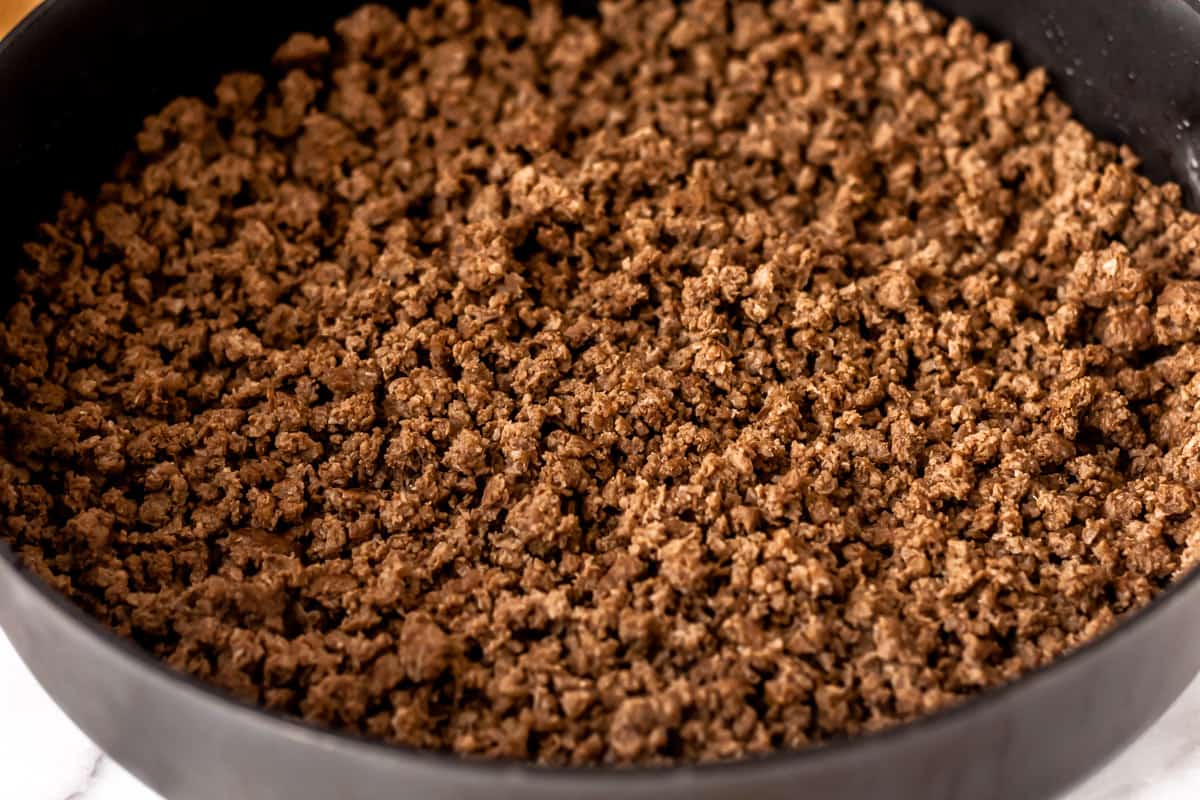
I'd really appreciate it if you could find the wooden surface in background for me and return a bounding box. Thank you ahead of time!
[1,0,39,37]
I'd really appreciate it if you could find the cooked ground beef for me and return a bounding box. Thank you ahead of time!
[2,0,1199,766]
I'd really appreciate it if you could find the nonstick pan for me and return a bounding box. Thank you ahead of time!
[2,2,1200,799]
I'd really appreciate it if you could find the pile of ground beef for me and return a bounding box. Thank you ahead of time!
[2,0,1199,766]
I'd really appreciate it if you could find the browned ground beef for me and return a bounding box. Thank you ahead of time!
[2,0,1199,766]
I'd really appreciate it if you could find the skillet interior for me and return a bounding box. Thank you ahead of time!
[2,2,1200,799]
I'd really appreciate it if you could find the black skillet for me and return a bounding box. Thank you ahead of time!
[2,2,1200,798]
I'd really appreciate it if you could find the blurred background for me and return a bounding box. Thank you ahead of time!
[1,0,38,37]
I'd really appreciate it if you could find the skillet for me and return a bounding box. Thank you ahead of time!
[2,2,1200,798]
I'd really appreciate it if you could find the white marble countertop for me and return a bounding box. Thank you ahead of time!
[2,629,1198,800]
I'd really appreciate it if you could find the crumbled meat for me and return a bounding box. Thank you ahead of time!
[1,0,1198,767]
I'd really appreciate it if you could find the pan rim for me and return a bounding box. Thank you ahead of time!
[4,537,1199,785]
